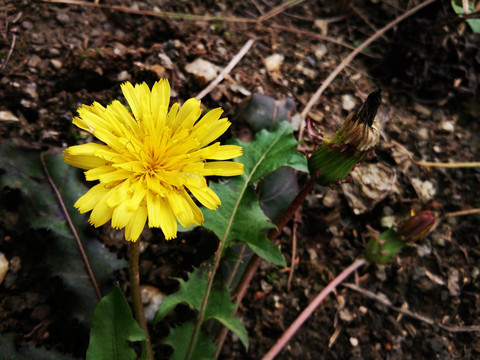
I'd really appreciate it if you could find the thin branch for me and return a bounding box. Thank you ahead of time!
[443,208,480,218]
[262,259,367,360]
[415,160,480,168]
[0,34,15,72]
[298,0,438,141]
[344,282,480,333]
[270,24,380,57]
[196,38,255,100]
[258,0,305,22]
[40,152,101,300]
[287,213,300,291]
[42,0,258,22]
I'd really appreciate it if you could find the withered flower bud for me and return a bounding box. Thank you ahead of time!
[365,210,436,264]
[308,89,382,186]
[397,210,435,244]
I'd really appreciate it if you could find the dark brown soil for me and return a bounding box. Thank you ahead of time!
[1,0,479,359]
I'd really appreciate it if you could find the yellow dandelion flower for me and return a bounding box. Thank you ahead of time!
[64,79,244,241]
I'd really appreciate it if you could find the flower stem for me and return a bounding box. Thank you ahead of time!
[261,258,367,360]
[128,241,153,360]
[185,238,225,360]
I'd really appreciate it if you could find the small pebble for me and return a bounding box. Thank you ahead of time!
[185,58,218,85]
[314,43,327,60]
[56,12,70,25]
[417,127,429,140]
[117,70,130,82]
[342,94,357,111]
[22,21,33,30]
[0,110,19,122]
[264,54,284,72]
[141,285,164,322]
[349,337,359,347]
[0,253,9,285]
[50,59,62,69]
[438,119,454,133]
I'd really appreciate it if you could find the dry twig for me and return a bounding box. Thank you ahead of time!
[344,283,480,333]
[196,38,255,100]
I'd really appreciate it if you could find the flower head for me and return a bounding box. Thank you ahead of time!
[64,80,244,241]
[308,89,381,186]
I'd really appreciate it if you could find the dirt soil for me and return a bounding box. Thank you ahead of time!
[1,0,479,359]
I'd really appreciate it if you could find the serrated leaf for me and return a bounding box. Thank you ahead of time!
[86,286,146,360]
[154,268,248,348]
[161,322,216,360]
[154,268,206,323]
[0,333,79,360]
[0,140,126,325]
[233,121,308,183]
[203,122,307,266]
[205,281,248,348]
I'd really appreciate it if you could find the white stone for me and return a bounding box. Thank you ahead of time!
[264,53,284,72]
[0,253,9,285]
[342,94,357,111]
[439,119,454,133]
[0,110,19,122]
[185,58,219,84]
[313,43,328,60]
[141,285,164,322]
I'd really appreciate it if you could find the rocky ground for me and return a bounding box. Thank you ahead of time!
[0,0,479,359]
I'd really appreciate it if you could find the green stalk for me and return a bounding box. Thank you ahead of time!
[185,235,226,360]
[128,241,153,360]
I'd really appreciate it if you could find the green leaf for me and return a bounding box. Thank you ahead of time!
[154,268,206,323]
[451,0,480,33]
[154,268,248,348]
[233,121,308,183]
[161,322,216,360]
[0,333,78,360]
[86,286,146,360]
[0,140,126,325]
[203,122,307,265]
[205,281,248,348]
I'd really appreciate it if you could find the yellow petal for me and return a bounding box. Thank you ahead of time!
[197,119,231,147]
[186,183,220,210]
[146,192,177,240]
[64,145,107,170]
[121,82,141,121]
[75,183,108,213]
[89,193,114,227]
[180,190,204,225]
[106,178,131,208]
[128,179,147,211]
[84,165,116,181]
[111,201,132,229]
[207,144,243,160]
[173,98,201,130]
[125,205,147,241]
[202,161,244,176]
